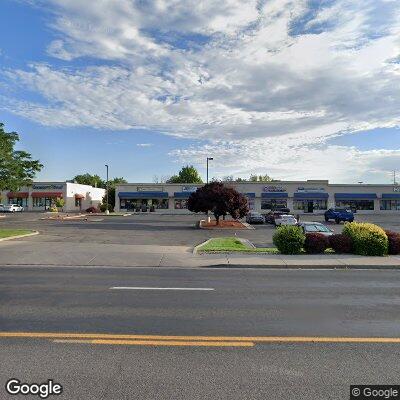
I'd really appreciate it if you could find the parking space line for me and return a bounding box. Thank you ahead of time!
[109,287,215,291]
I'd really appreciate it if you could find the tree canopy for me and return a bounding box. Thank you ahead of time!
[167,165,203,183]
[72,174,127,189]
[0,123,43,191]
[187,182,248,224]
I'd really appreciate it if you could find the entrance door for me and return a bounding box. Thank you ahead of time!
[44,197,53,210]
[307,201,314,213]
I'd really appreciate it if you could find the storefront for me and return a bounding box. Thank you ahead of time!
[261,192,288,210]
[7,192,29,207]
[114,181,400,214]
[118,191,169,211]
[293,192,328,213]
[380,194,400,211]
[1,182,105,212]
[334,193,376,211]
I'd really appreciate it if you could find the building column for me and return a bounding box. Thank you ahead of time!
[168,197,174,210]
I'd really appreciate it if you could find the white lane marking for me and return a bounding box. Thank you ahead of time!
[109,286,215,291]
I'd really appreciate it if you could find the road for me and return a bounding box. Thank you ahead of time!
[1,266,400,399]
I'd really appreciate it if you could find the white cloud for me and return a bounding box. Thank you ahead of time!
[136,143,153,147]
[1,0,400,182]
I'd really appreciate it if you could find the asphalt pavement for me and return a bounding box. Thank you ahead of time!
[1,266,400,399]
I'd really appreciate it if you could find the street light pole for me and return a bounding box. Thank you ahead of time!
[105,164,109,214]
[206,157,213,184]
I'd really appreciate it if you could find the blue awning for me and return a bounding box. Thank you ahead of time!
[294,192,328,199]
[242,192,256,198]
[261,192,288,199]
[118,191,169,199]
[334,193,376,200]
[382,193,400,199]
[174,192,193,198]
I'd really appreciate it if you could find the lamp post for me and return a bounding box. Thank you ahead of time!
[206,157,213,184]
[105,164,109,214]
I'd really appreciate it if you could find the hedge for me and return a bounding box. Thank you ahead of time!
[273,225,305,255]
[342,222,388,256]
[385,230,400,255]
[304,233,329,254]
[329,234,353,254]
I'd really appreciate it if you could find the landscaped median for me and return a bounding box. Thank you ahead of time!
[196,222,400,258]
[196,237,278,253]
[0,229,38,241]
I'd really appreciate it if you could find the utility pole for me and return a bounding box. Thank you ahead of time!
[105,164,109,214]
[206,157,213,184]
[394,170,397,185]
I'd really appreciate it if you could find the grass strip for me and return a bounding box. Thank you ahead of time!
[0,229,34,239]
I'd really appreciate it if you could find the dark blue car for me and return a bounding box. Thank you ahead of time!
[324,208,354,224]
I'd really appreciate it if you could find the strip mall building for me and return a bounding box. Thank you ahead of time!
[1,182,105,212]
[115,180,400,214]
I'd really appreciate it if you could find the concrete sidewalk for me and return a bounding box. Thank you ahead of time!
[1,239,400,268]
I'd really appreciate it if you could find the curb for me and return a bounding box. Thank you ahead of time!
[202,264,400,270]
[0,231,39,242]
[193,238,213,254]
[198,220,253,230]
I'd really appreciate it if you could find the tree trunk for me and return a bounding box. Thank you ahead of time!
[214,213,220,225]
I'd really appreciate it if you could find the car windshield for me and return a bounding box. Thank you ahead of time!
[316,225,330,232]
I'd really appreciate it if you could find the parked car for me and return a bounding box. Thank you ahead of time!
[298,222,334,236]
[324,208,354,224]
[4,204,24,212]
[0,204,5,212]
[265,211,286,224]
[272,207,290,213]
[275,214,298,226]
[246,212,265,224]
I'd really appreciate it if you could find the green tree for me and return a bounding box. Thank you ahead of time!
[102,177,128,211]
[72,173,105,188]
[249,174,274,182]
[167,165,203,184]
[0,123,43,191]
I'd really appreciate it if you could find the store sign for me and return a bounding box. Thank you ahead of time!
[296,186,325,192]
[32,184,63,190]
[263,185,286,192]
[394,187,400,192]
[182,186,198,192]
[137,186,162,192]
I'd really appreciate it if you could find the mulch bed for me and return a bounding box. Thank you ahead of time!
[201,220,247,229]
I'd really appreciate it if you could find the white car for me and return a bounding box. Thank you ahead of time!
[298,222,334,236]
[275,214,298,226]
[4,204,24,212]
[0,204,5,212]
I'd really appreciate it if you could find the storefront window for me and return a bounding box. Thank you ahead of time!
[120,198,169,210]
[335,200,374,211]
[33,197,45,207]
[380,200,400,211]
[261,199,287,210]
[294,200,327,211]
[174,199,188,209]
[75,198,82,208]
[8,197,28,207]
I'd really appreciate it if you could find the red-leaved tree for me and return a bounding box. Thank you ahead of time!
[187,182,249,224]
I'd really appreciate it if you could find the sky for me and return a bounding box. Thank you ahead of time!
[0,0,399,184]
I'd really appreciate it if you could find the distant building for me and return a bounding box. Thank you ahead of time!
[1,182,105,212]
[115,180,400,214]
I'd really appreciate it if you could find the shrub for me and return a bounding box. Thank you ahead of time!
[342,222,388,256]
[48,206,58,213]
[304,233,329,254]
[85,206,100,213]
[385,230,400,255]
[329,234,353,253]
[273,225,305,255]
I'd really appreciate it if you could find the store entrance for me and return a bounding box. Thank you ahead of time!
[44,197,53,210]
[307,201,314,213]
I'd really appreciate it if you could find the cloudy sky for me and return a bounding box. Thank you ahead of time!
[1,0,399,183]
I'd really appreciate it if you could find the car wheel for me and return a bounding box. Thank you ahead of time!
[335,218,340,224]
[349,219,354,223]
[324,216,329,222]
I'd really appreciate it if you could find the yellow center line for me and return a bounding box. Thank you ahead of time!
[52,339,254,347]
[1,332,400,344]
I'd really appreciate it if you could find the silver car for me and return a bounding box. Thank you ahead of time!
[298,222,334,236]
[246,212,265,224]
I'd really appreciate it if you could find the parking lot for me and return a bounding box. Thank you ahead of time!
[1,211,400,248]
